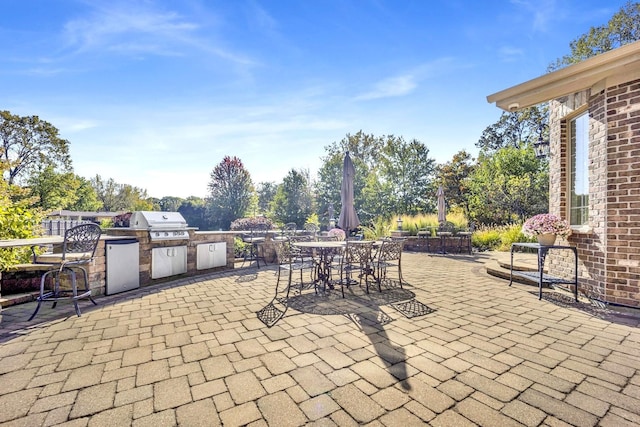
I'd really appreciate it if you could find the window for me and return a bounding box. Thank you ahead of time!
[569,112,589,226]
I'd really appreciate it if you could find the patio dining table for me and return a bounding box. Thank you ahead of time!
[292,240,383,293]
[292,240,344,292]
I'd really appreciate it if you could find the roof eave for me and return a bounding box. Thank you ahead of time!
[487,40,640,111]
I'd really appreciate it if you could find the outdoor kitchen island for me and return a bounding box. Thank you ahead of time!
[1,212,259,308]
[106,211,235,288]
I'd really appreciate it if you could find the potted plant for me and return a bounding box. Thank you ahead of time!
[522,213,572,246]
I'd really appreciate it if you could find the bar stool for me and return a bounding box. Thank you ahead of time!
[29,223,102,320]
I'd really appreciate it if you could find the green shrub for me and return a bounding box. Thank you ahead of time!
[0,204,45,269]
[378,212,471,236]
[498,223,534,251]
[397,213,439,235]
[471,226,502,251]
[305,213,319,227]
[445,212,469,230]
[233,236,249,258]
[471,223,534,252]
[360,216,393,239]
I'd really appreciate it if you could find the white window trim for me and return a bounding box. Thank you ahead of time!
[565,106,590,227]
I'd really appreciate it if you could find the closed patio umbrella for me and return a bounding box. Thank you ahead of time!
[338,152,360,232]
[437,186,446,224]
[328,202,335,228]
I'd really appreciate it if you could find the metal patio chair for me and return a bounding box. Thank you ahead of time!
[336,240,374,297]
[29,223,102,320]
[256,239,315,327]
[282,222,297,238]
[241,223,269,268]
[288,234,314,264]
[303,222,319,240]
[372,238,405,290]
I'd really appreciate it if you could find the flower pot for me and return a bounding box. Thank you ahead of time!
[537,233,556,246]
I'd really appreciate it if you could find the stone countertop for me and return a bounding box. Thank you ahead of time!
[102,235,139,240]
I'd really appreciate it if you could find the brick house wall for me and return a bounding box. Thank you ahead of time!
[548,78,640,307]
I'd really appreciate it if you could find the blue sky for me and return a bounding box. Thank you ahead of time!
[0,0,627,199]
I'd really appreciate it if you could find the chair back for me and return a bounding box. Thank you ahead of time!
[243,222,269,242]
[62,223,102,261]
[316,235,339,242]
[282,222,297,236]
[253,222,269,236]
[345,241,373,264]
[288,235,312,257]
[289,235,312,244]
[303,223,319,238]
[376,239,403,262]
[438,221,456,233]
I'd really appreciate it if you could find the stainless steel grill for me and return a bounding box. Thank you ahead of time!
[129,211,189,241]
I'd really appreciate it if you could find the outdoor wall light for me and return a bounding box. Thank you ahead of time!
[533,135,550,159]
[397,217,403,230]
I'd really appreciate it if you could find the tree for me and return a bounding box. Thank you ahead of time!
[271,169,314,227]
[67,176,102,211]
[436,150,475,218]
[119,185,153,211]
[549,1,640,70]
[476,105,548,155]
[316,131,384,225]
[27,165,76,211]
[159,196,184,212]
[90,175,151,211]
[379,136,435,215]
[27,165,100,212]
[316,131,437,224]
[359,171,395,223]
[207,156,253,230]
[0,110,71,185]
[467,147,548,225]
[256,181,278,216]
[178,196,208,230]
[316,152,346,225]
[91,175,120,211]
[0,163,44,268]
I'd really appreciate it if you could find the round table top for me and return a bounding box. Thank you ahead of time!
[292,240,380,249]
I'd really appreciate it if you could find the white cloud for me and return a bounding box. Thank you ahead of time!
[63,3,196,53]
[355,57,459,101]
[356,74,418,100]
[58,1,253,65]
[509,0,558,33]
[498,46,525,62]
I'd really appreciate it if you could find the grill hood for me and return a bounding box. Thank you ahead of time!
[129,211,187,230]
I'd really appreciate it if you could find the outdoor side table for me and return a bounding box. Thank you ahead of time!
[509,242,578,301]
